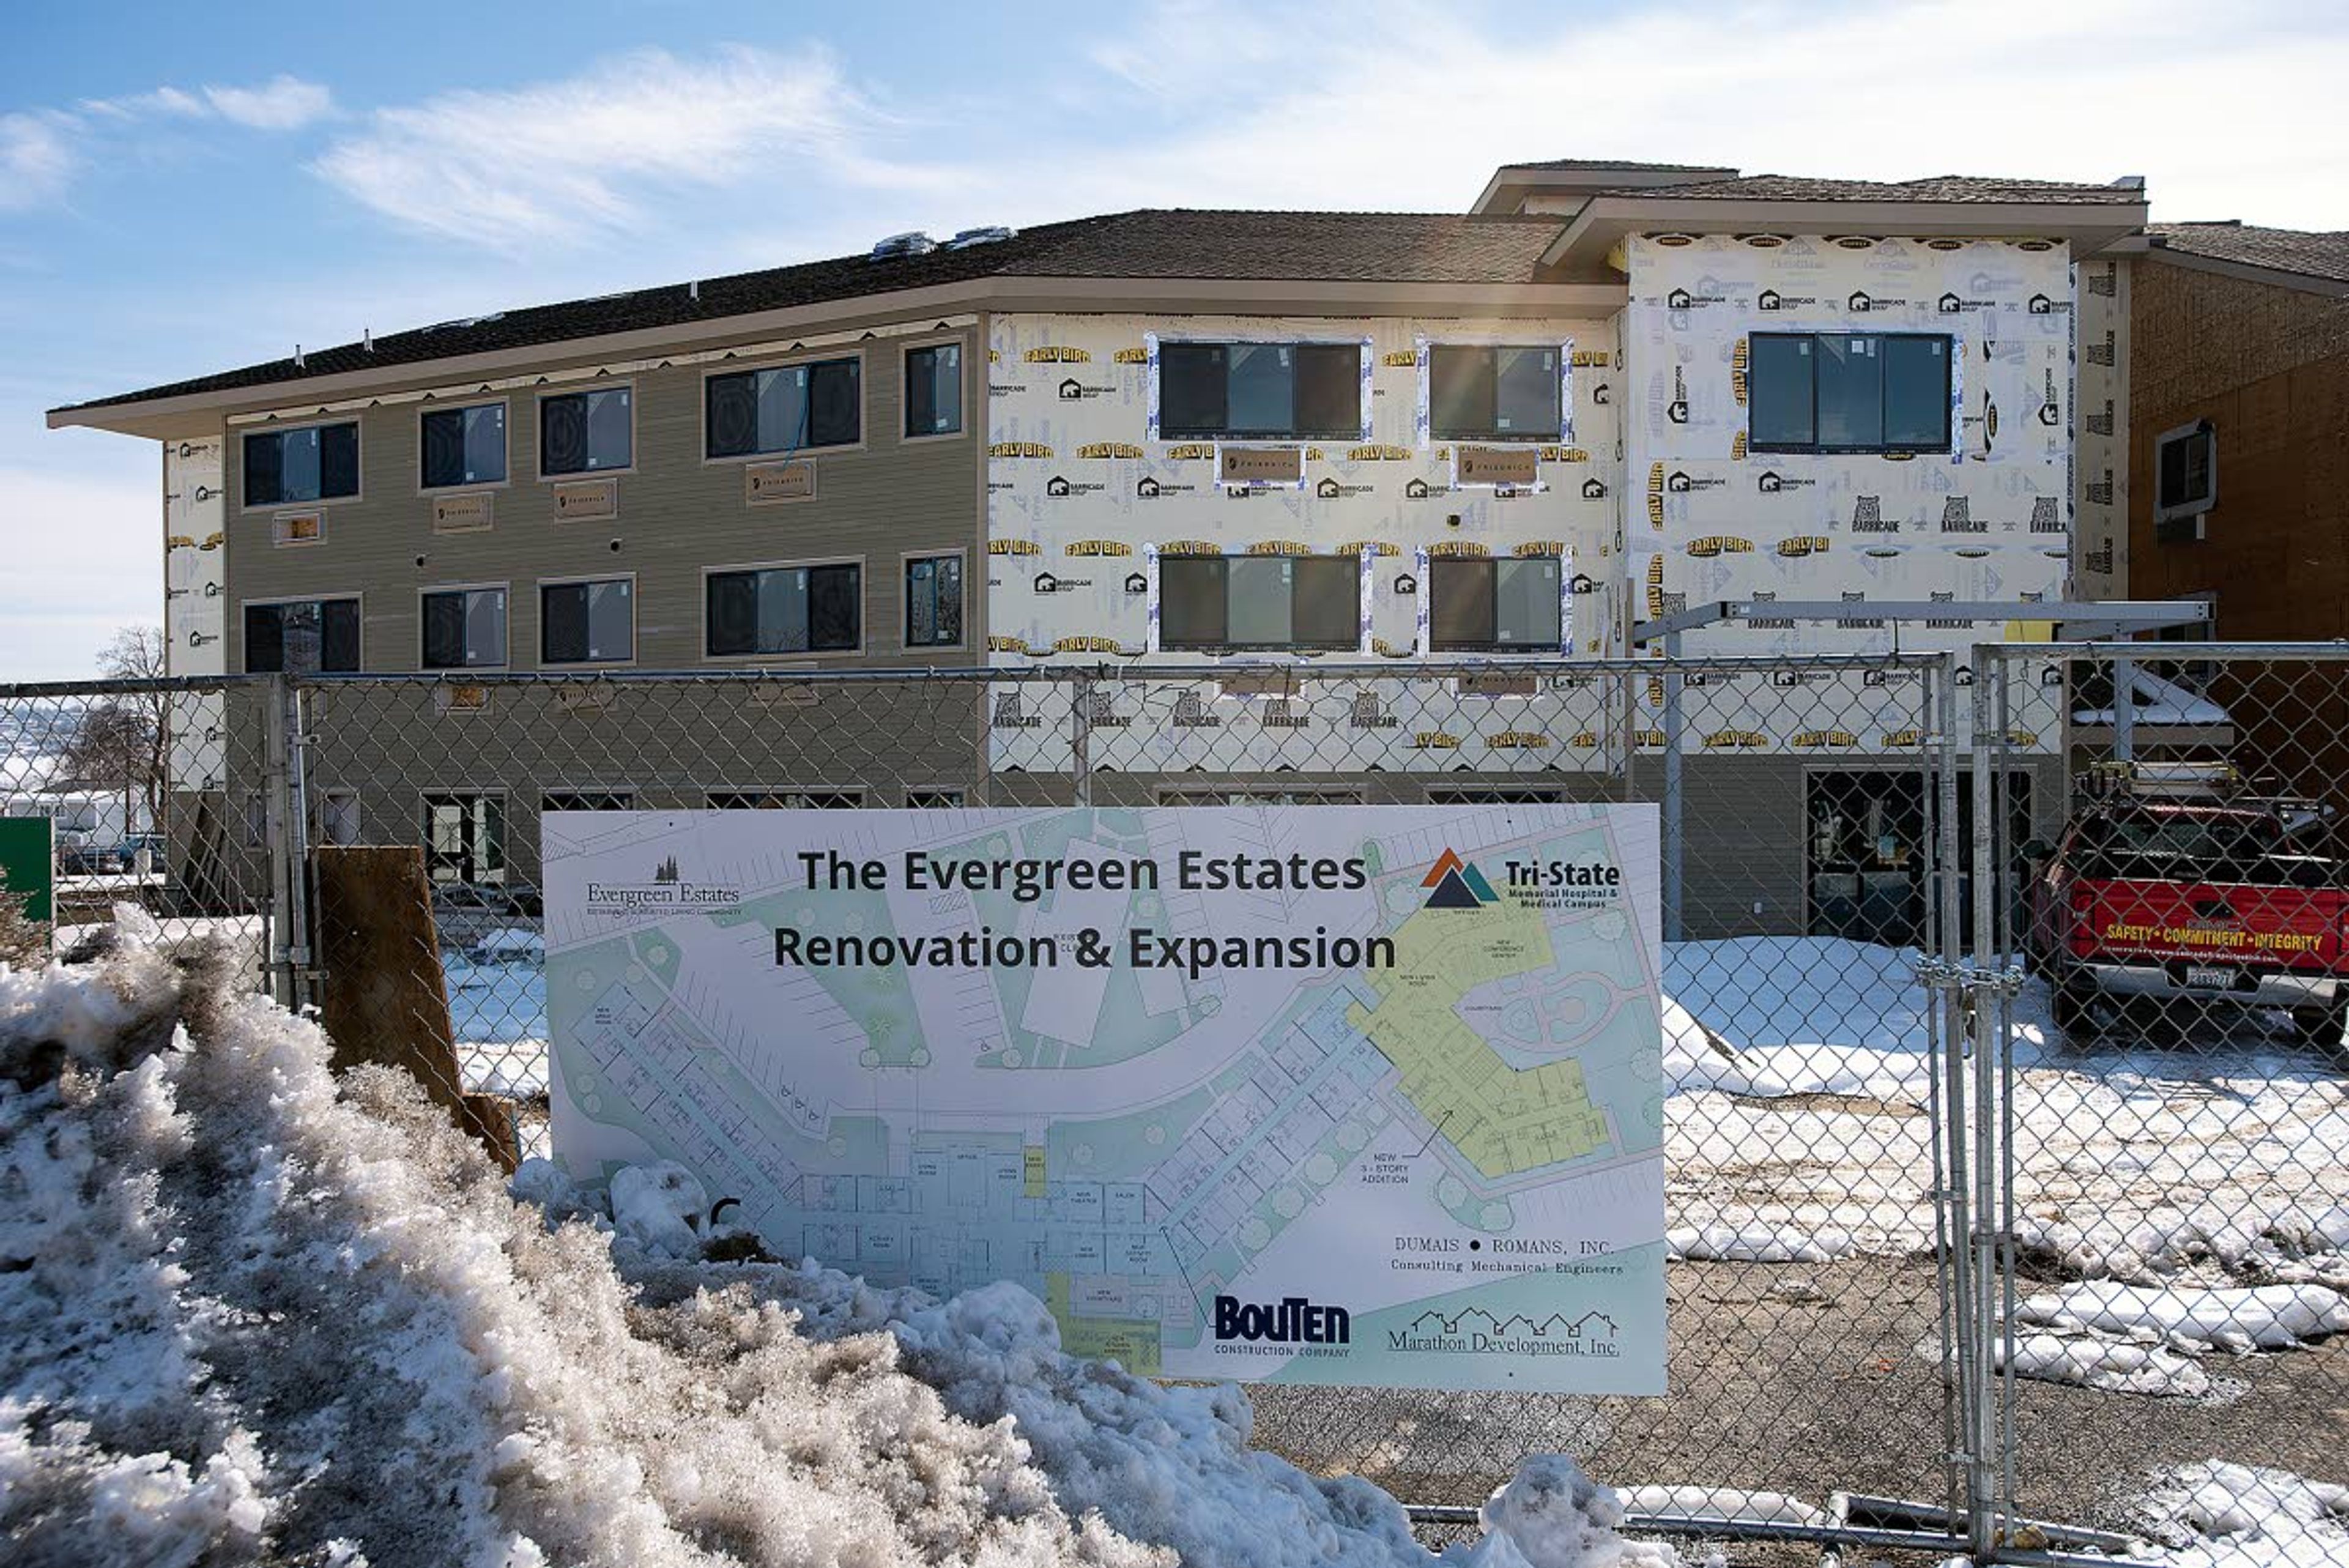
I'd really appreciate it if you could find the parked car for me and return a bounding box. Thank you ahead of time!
[2025,765,2349,1044]
[56,831,125,875]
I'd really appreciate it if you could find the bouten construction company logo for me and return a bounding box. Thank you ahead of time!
[1214,1295,1349,1347]
[1422,849,1499,909]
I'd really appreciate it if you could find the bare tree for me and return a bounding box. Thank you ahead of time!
[58,626,169,833]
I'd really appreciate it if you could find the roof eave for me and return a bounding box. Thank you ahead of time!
[1469,164,1737,216]
[2140,242,2349,298]
[50,272,1630,439]
[1538,195,2151,269]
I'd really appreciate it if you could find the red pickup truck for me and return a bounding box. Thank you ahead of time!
[2025,779,2349,1046]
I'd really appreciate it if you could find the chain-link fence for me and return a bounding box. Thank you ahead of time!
[1973,644,2349,1564]
[0,674,287,994]
[9,655,2345,1562]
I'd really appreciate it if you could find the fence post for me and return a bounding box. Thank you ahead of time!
[1929,653,1972,1526]
[1071,669,1095,808]
[261,676,294,1006]
[1660,633,1684,942]
[1965,647,2002,1559]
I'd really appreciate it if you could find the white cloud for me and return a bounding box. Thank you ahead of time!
[1003,0,2349,231]
[311,45,928,249]
[201,75,335,132]
[0,461,161,680]
[0,114,76,212]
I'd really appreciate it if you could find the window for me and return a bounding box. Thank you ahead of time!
[706,358,860,458]
[423,793,503,885]
[1426,787,1568,804]
[905,789,965,808]
[1747,333,1951,453]
[245,598,361,673]
[420,587,507,670]
[541,791,634,813]
[540,579,633,664]
[1157,341,1364,441]
[705,789,864,809]
[1160,787,1366,806]
[904,555,964,647]
[420,404,507,489]
[1428,346,1563,442]
[539,387,632,475]
[1159,555,1359,651]
[1429,557,1562,651]
[243,423,358,507]
[316,791,362,847]
[905,344,963,437]
[2154,420,2216,538]
[706,563,861,656]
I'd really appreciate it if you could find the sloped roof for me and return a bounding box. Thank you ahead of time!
[1597,173,2145,205]
[2148,221,2349,285]
[56,210,1562,414]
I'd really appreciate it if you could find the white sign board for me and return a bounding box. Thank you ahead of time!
[545,804,1665,1392]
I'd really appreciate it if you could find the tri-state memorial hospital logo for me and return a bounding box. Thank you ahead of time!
[1422,848,1499,908]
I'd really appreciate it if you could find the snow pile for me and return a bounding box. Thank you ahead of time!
[0,935,1679,1568]
[1994,1331,2214,1399]
[2142,1462,2349,1567]
[2018,1281,2349,1353]
[1662,938,1943,1103]
[1666,1224,1855,1264]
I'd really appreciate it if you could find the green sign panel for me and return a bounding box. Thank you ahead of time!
[0,816,55,924]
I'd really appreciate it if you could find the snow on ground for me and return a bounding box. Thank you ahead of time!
[2141,1462,2349,1566]
[1663,938,2349,1293]
[2017,1280,2349,1353]
[1993,1331,2216,1400]
[0,935,1685,1568]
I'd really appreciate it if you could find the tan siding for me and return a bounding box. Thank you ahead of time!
[225,324,984,674]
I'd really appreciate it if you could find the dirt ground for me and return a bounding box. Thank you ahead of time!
[1249,1251,2349,1563]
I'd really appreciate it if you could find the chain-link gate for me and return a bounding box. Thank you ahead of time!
[0,674,294,1000]
[1974,643,2349,1566]
[34,655,2348,1560]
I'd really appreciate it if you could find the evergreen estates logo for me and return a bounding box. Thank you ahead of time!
[1422,849,1498,909]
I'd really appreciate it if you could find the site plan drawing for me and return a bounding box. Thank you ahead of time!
[544,804,1666,1392]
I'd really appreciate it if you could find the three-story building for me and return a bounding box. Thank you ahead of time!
[48,157,2150,936]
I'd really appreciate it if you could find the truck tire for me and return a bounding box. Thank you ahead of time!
[2293,1003,2349,1055]
[2052,981,2095,1042]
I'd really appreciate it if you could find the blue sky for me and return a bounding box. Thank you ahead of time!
[4,0,2342,677]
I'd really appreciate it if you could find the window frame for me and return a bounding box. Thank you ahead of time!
[900,336,968,444]
[700,349,867,464]
[1745,330,1955,456]
[240,592,365,674]
[703,787,867,809]
[536,573,637,667]
[2153,418,2217,535]
[1157,786,1368,806]
[1155,552,1365,653]
[1427,556,1567,654]
[415,398,511,494]
[700,555,868,662]
[1148,336,1371,444]
[535,382,638,481]
[1422,342,1571,445]
[901,549,968,652]
[240,418,363,511]
[539,789,637,814]
[417,582,511,672]
[420,789,508,887]
[904,787,967,808]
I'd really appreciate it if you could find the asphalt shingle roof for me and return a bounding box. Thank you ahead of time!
[2149,221,2349,285]
[1595,173,2144,205]
[58,210,1562,414]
